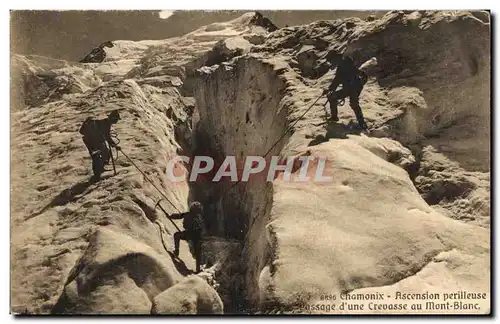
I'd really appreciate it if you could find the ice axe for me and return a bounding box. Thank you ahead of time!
[323,94,329,119]
[108,142,117,176]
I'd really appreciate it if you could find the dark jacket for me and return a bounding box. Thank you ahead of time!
[80,118,116,147]
[329,56,367,92]
[170,210,205,234]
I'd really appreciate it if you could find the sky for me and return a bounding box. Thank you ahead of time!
[159,10,175,19]
[10,10,383,61]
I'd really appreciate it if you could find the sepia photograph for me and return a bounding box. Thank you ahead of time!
[9,9,491,315]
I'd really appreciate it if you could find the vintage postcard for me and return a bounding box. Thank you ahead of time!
[10,9,491,315]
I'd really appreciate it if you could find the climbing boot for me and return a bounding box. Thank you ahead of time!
[329,115,339,122]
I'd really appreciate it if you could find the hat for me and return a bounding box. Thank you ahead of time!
[324,51,343,63]
[189,201,203,214]
[108,110,121,121]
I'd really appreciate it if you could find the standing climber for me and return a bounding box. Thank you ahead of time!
[169,201,205,273]
[79,110,120,181]
[323,53,368,129]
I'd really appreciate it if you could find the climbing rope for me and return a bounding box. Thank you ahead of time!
[264,93,325,158]
[104,131,183,253]
[155,199,181,232]
[115,146,184,230]
[155,220,174,252]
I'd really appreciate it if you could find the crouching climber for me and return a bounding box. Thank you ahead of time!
[79,110,121,181]
[323,53,368,130]
[169,201,206,273]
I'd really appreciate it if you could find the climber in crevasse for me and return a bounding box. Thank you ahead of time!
[323,52,369,130]
[168,201,206,273]
[79,110,121,181]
